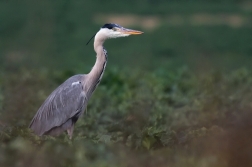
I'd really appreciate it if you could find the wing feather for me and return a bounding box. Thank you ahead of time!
[29,75,87,136]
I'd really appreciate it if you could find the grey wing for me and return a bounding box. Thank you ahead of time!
[29,77,87,136]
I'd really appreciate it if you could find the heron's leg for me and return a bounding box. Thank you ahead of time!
[67,124,75,140]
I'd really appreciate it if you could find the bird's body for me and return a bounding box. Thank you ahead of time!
[30,75,86,137]
[29,23,143,139]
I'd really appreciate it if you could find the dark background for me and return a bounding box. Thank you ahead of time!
[1,1,252,166]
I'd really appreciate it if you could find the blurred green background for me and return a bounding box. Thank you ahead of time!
[1,0,252,167]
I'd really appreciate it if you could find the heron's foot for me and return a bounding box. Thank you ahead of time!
[67,125,74,140]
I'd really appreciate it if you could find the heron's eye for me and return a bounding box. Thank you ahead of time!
[112,27,117,31]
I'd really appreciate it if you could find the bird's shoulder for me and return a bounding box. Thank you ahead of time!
[45,74,87,106]
[60,74,86,88]
[29,74,88,131]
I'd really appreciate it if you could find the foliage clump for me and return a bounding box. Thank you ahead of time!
[1,67,252,167]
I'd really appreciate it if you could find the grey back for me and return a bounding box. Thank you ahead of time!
[29,74,87,136]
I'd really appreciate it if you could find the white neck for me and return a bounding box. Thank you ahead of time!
[85,34,107,95]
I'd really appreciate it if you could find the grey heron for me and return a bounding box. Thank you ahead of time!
[29,23,143,139]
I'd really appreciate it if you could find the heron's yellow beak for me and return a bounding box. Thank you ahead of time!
[120,28,144,35]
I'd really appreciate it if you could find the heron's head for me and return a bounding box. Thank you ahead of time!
[87,23,143,44]
[86,23,143,45]
[98,23,143,39]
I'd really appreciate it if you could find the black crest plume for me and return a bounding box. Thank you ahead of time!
[86,23,122,45]
[86,34,96,45]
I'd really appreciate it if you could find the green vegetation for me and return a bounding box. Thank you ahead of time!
[1,68,252,166]
[1,0,252,166]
